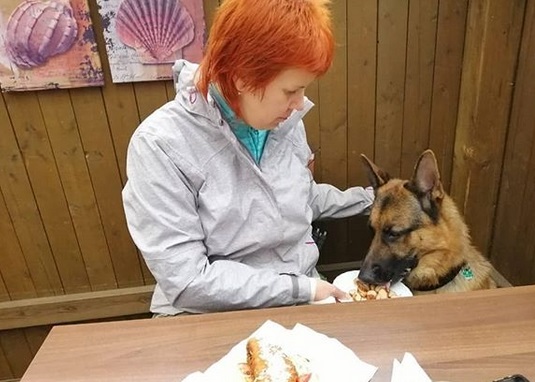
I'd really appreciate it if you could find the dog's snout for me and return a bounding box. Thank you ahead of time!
[358,262,393,285]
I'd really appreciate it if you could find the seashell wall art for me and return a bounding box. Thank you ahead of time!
[0,0,104,92]
[97,0,205,83]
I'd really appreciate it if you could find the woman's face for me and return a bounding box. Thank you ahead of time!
[236,68,316,130]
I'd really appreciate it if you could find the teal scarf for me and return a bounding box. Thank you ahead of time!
[209,84,269,164]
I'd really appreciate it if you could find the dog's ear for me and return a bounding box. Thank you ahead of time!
[410,149,444,200]
[360,154,390,189]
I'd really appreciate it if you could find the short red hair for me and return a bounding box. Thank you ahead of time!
[197,0,334,117]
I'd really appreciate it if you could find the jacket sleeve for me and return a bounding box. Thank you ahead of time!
[309,182,375,221]
[294,122,375,221]
[122,131,313,313]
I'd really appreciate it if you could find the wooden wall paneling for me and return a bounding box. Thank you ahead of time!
[70,87,144,288]
[0,95,63,298]
[24,326,51,357]
[165,81,177,102]
[87,0,141,185]
[400,0,438,179]
[317,0,349,264]
[98,81,140,186]
[0,285,152,331]
[133,82,169,122]
[0,189,36,300]
[0,272,9,303]
[5,93,90,294]
[346,0,377,263]
[516,147,535,285]
[203,0,220,34]
[451,0,525,255]
[318,0,348,190]
[428,0,468,191]
[0,345,13,381]
[491,0,535,285]
[375,0,409,175]
[98,82,139,185]
[37,90,117,291]
[347,0,377,186]
[0,329,33,378]
[87,0,153,284]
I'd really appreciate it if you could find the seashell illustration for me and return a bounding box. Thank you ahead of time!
[115,0,195,64]
[5,0,78,69]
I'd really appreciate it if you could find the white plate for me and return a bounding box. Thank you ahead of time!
[333,270,413,301]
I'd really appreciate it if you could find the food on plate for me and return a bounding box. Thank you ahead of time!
[349,278,398,301]
[243,337,312,382]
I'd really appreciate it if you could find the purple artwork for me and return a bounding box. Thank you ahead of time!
[97,0,205,83]
[115,0,195,64]
[0,0,104,92]
[5,1,78,69]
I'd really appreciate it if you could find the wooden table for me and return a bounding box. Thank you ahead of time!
[21,285,535,382]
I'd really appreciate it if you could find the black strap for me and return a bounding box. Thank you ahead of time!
[411,262,466,292]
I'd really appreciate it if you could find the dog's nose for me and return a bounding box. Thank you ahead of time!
[359,263,381,284]
[359,263,392,285]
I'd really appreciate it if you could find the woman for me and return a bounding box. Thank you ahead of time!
[122,0,374,315]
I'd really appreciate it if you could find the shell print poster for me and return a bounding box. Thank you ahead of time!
[0,0,104,92]
[97,0,205,83]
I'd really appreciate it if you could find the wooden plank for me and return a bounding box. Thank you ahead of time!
[490,0,535,286]
[203,0,220,35]
[317,0,348,264]
[133,82,169,122]
[375,0,409,176]
[0,273,9,303]
[451,0,525,255]
[400,0,438,179]
[0,330,33,378]
[318,0,347,189]
[0,189,36,300]
[86,0,141,185]
[165,81,176,102]
[0,285,153,331]
[4,92,90,294]
[0,94,63,298]
[70,87,144,288]
[87,0,153,285]
[37,90,117,291]
[0,345,14,380]
[24,326,51,357]
[346,0,377,263]
[428,0,469,192]
[347,0,377,186]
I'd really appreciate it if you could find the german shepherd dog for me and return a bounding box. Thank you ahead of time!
[358,149,496,294]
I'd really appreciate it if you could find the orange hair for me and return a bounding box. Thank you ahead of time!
[197,0,334,117]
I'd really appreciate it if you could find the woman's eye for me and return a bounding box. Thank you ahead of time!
[285,90,298,95]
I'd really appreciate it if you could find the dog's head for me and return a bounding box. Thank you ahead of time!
[358,150,447,286]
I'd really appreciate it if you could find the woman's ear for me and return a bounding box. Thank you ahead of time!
[235,78,246,93]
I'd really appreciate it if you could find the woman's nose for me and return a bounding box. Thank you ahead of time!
[291,95,305,111]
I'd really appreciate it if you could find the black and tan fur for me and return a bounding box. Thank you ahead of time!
[358,149,496,294]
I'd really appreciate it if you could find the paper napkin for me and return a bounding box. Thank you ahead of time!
[181,319,378,382]
[390,352,432,382]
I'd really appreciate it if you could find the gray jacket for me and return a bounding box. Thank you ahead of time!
[122,60,374,314]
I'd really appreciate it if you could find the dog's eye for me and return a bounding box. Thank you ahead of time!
[382,228,402,242]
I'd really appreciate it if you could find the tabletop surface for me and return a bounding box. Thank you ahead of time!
[21,285,535,382]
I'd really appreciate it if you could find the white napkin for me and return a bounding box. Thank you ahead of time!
[390,352,432,382]
[181,320,377,382]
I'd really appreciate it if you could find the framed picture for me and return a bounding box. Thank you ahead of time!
[0,0,104,92]
[97,0,205,83]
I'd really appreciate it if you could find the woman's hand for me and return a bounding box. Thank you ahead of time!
[313,279,350,302]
